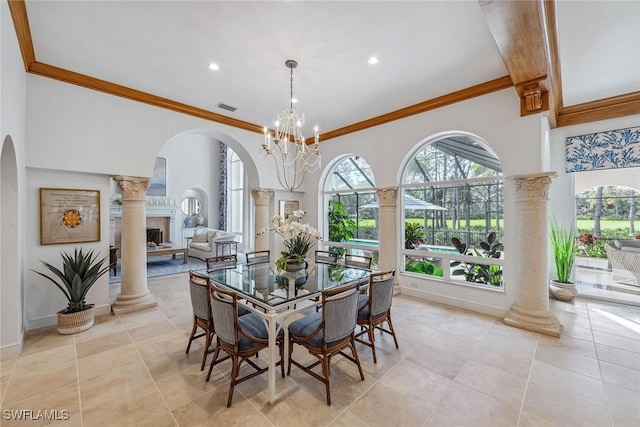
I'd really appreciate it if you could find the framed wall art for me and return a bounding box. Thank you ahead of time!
[147,157,167,196]
[279,200,299,220]
[40,188,101,245]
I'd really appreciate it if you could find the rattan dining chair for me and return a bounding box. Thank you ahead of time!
[245,250,271,264]
[344,254,373,269]
[206,253,237,270]
[287,282,365,405]
[315,250,339,264]
[205,282,284,407]
[186,270,250,370]
[356,270,398,363]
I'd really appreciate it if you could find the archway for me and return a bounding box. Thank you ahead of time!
[1,136,22,348]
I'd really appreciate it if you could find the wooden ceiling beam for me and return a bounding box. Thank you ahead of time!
[7,0,35,71]
[479,0,551,117]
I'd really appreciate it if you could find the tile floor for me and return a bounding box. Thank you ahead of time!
[2,273,640,426]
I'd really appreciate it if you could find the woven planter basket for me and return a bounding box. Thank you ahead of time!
[57,305,95,335]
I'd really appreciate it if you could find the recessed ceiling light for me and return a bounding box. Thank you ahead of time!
[208,62,220,71]
[368,56,379,65]
[291,98,298,104]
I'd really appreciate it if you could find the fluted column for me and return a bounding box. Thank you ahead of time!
[251,188,274,251]
[112,176,157,314]
[377,187,400,293]
[504,172,560,337]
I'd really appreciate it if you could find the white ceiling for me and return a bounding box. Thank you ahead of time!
[24,1,640,135]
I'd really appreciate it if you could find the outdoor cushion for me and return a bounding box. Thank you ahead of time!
[621,246,640,253]
[289,312,343,348]
[614,239,640,249]
[231,313,281,351]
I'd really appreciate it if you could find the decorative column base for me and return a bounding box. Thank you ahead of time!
[111,292,157,315]
[504,303,560,337]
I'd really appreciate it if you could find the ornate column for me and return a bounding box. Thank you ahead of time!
[251,188,274,251]
[112,176,157,314]
[377,187,399,293]
[504,172,560,337]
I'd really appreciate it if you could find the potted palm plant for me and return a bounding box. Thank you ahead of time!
[549,219,579,301]
[33,248,110,334]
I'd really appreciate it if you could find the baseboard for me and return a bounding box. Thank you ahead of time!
[399,286,508,318]
[27,303,112,331]
[0,338,24,358]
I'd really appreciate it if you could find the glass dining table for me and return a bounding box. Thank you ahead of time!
[201,261,372,404]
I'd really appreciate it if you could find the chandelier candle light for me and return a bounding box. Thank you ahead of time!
[261,60,321,193]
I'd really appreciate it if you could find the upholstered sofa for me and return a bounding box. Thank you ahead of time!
[188,228,237,261]
[605,239,640,286]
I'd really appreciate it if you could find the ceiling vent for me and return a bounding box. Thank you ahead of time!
[216,102,237,112]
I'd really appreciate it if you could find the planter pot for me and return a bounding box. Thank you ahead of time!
[285,260,307,273]
[57,305,95,335]
[549,280,578,302]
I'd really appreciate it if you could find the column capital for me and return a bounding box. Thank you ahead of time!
[377,187,398,207]
[114,176,150,201]
[510,172,557,201]
[250,188,274,205]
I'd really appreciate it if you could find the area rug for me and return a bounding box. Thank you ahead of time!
[109,255,208,284]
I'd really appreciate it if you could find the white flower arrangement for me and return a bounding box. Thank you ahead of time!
[257,209,322,270]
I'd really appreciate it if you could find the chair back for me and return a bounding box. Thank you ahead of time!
[207,254,237,270]
[246,250,270,264]
[345,254,372,269]
[369,270,396,317]
[189,271,212,322]
[315,250,338,264]
[322,283,359,343]
[209,283,238,345]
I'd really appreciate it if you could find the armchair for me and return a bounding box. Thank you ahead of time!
[187,228,237,261]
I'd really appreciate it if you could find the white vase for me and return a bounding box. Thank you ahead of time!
[549,280,578,302]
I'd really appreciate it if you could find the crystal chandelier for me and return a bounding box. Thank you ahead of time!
[261,60,321,193]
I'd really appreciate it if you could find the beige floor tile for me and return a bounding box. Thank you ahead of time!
[518,410,561,427]
[117,307,168,330]
[537,333,598,360]
[233,411,276,427]
[348,382,430,427]
[593,330,640,353]
[0,383,80,427]
[128,319,180,343]
[2,361,77,406]
[433,382,520,427]
[81,378,170,427]
[600,360,640,392]
[534,338,601,379]
[20,327,75,355]
[261,385,347,426]
[11,344,75,378]
[604,381,640,427]
[77,343,145,383]
[380,358,452,408]
[328,411,368,427]
[469,340,534,379]
[406,342,467,379]
[590,317,640,341]
[135,412,178,427]
[73,313,125,343]
[424,410,463,427]
[234,372,299,410]
[529,360,607,407]
[454,360,527,408]
[421,329,483,359]
[155,363,228,410]
[560,323,595,341]
[596,343,640,371]
[523,382,611,427]
[75,330,132,359]
[172,388,257,427]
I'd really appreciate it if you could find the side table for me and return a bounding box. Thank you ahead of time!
[185,236,193,254]
[214,240,238,257]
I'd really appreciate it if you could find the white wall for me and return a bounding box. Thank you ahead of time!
[0,0,28,352]
[307,88,544,316]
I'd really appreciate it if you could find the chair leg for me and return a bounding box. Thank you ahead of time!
[287,337,294,376]
[322,356,331,406]
[227,356,239,408]
[350,335,365,381]
[205,344,221,382]
[367,323,377,363]
[387,314,399,349]
[201,330,212,371]
[185,321,197,354]
[279,340,285,378]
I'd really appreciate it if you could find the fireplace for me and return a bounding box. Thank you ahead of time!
[146,228,163,245]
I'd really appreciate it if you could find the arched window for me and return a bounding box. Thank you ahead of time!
[323,156,378,257]
[401,134,504,289]
[226,147,245,246]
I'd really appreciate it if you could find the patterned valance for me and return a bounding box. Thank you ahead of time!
[566,126,640,173]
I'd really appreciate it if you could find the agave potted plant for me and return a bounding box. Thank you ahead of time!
[549,219,579,301]
[33,248,110,334]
